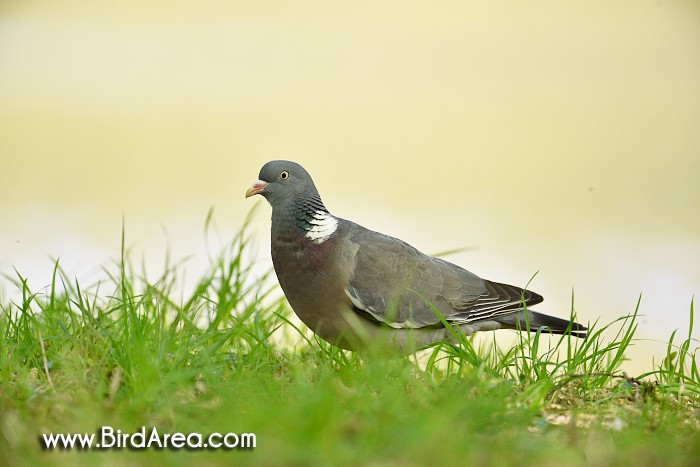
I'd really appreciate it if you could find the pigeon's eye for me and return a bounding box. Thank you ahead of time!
[280,171,289,180]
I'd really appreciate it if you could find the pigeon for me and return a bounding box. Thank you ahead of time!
[246,160,586,352]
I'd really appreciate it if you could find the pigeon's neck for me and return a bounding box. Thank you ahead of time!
[273,193,338,244]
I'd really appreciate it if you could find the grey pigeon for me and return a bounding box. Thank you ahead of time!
[246,160,586,352]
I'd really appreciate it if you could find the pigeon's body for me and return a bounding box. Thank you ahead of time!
[247,160,586,352]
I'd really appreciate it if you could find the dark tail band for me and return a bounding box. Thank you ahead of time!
[496,310,587,338]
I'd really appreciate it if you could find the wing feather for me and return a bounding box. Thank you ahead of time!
[344,221,542,329]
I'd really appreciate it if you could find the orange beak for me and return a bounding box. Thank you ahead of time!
[245,180,268,198]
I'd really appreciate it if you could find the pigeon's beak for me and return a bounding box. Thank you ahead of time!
[245,180,269,198]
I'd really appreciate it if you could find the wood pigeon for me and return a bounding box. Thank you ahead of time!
[246,160,586,352]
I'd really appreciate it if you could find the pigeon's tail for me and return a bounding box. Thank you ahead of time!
[496,310,587,338]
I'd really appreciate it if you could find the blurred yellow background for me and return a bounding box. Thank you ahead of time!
[1,1,699,368]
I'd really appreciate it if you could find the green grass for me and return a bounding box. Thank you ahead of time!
[1,218,698,466]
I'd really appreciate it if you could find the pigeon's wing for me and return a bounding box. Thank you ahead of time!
[343,222,542,329]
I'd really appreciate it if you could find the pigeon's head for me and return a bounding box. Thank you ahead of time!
[245,160,320,207]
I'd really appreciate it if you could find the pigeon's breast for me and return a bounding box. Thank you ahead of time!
[272,232,336,275]
[271,230,355,332]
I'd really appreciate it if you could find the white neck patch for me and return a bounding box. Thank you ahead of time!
[304,210,338,244]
